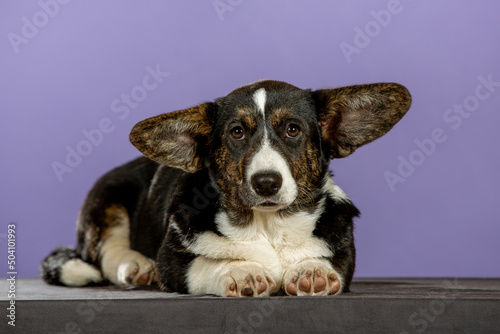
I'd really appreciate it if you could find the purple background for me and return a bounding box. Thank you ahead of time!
[1,1,499,279]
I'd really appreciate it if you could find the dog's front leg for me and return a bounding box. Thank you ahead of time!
[157,229,281,296]
[186,257,277,297]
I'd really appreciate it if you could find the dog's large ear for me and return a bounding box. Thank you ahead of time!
[129,103,215,172]
[313,83,411,158]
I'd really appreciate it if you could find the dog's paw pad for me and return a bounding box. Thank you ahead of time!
[255,275,273,294]
[298,270,312,293]
[283,261,341,296]
[328,273,341,294]
[137,271,155,285]
[227,282,238,297]
[285,275,299,295]
[313,270,327,293]
[223,264,276,297]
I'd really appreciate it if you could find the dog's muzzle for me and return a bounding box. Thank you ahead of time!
[248,171,287,211]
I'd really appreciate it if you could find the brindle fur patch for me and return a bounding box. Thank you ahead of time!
[81,225,101,263]
[213,138,261,223]
[101,204,129,239]
[214,144,244,196]
[269,108,292,128]
[130,103,213,172]
[314,83,411,158]
[290,141,322,205]
[96,204,129,261]
[77,204,129,264]
[237,108,258,131]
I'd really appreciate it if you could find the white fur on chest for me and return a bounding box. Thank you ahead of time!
[185,199,332,284]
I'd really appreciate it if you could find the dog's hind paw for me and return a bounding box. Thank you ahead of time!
[117,257,157,285]
[282,260,342,296]
[102,249,158,286]
[222,262,276,297]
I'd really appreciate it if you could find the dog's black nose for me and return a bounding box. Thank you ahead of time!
[251,172,282,197]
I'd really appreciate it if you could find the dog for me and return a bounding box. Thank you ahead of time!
[41,80,411,297]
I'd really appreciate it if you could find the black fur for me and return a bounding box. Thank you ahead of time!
[313,185,361,292]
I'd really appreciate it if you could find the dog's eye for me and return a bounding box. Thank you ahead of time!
[231,126,245,140]
[286,124,301,138]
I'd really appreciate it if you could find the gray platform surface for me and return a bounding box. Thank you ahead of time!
[0,278,499,333]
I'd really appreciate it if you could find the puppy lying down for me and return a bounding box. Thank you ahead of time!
[41,80,411,297]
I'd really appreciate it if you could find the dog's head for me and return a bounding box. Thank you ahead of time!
[130,80,411,213]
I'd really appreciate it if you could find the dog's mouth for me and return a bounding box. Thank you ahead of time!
[237,185,293,212]
[253,201,284,212]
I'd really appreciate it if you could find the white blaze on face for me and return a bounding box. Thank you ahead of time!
[253,88,267,117]
[247,88,298,207]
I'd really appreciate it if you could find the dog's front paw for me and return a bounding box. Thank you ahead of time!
[102,249,158,286]
[221,262,276,297]
[282,260,342,296]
